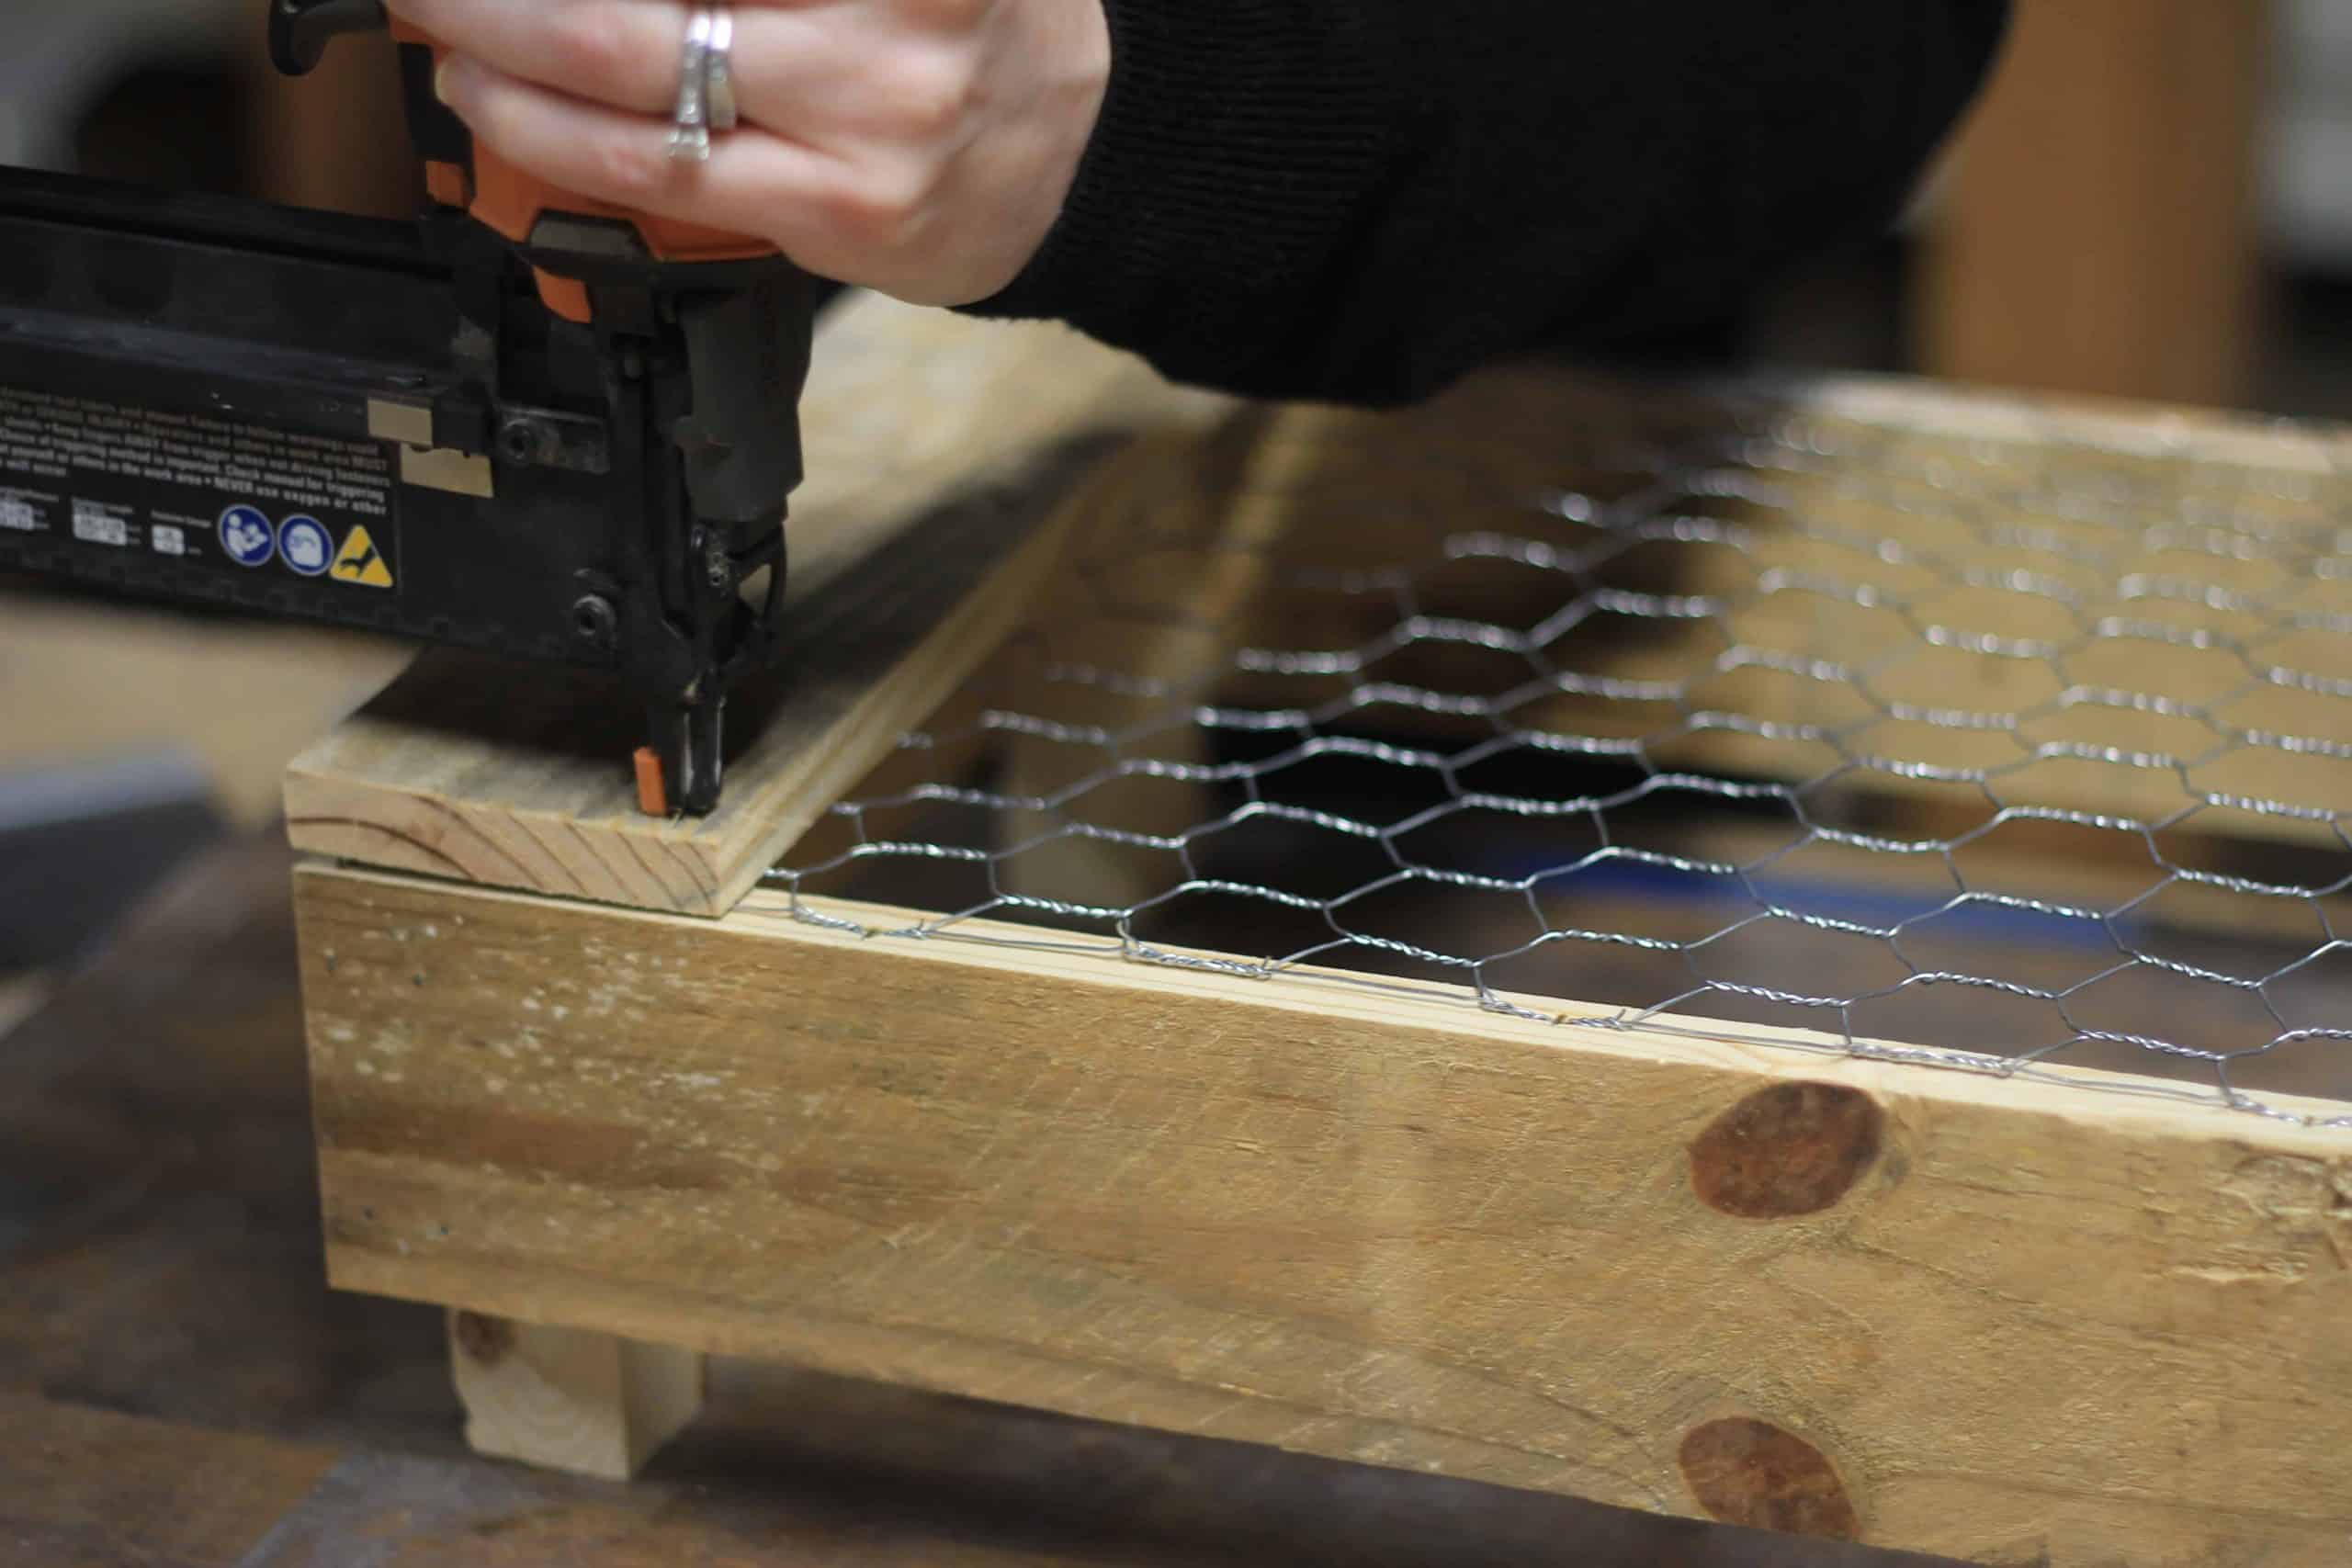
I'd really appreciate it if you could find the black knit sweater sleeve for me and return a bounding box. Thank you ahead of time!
[961,2,2009,406]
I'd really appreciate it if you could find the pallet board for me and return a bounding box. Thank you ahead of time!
[295,865,2352,1568]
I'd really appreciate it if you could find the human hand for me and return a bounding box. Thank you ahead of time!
[384,0,1111,307]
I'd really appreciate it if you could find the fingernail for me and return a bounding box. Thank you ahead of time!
[434,56,456,106]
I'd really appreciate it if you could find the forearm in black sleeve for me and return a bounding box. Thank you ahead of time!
[960,2,2010,406]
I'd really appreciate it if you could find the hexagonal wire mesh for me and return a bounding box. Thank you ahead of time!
[769,377,2352,1129]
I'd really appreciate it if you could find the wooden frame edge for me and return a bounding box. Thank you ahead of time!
[295,858,2352,1567]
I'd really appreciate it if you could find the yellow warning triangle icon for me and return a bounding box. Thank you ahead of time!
[331,525,395,589]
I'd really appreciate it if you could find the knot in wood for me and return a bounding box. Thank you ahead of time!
[1679,1416,1859,1540]
[1690,1081,1883,1219]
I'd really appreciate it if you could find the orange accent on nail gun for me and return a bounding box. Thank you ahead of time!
[632,748,669,818]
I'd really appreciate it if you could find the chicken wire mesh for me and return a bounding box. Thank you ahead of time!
[769,373,2352,1128]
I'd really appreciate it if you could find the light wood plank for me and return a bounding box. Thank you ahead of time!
[297,860,2352,1568]
[447,1312,705,1481]
[283,294,1225,916]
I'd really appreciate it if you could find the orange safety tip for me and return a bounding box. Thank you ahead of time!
[632,747,669,818]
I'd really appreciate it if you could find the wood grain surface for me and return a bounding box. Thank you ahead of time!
[446,1312,704,1481]
[296,861,2352,1568]
[283,293,1226,917]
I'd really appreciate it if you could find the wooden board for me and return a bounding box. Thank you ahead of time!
[1919,0,2267,407]
[296,859,2352,1568]
[447,1313,704,1482]
[284,294,1224,917]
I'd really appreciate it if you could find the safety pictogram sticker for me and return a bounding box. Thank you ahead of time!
[219,504,275,568]
[330,524,394,589]
[279,515,333,577]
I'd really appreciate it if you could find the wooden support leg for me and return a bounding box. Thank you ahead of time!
[447,1312,705,1481]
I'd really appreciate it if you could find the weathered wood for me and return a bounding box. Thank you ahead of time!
[297,859,2352,1568]
[447,1313,704,1480]
[284,294,1224,917]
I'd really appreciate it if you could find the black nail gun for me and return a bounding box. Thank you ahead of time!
[0,0,817,815]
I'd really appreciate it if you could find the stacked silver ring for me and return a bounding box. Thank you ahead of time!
[670,5,738,163]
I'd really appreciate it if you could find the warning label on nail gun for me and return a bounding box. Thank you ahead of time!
[0,384,397,587]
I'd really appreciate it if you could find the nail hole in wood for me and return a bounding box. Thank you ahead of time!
[1690,1081,1883,1219]
[1679,1416,1860,1540]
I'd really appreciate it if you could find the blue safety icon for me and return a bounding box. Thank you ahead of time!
[279,514,334,578]
[219,504,275,568]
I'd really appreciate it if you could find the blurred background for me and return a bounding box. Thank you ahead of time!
[1803,0,2352,416]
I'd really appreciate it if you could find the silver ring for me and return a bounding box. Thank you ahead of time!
[705,8,740,134]
[668,7,718,163]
